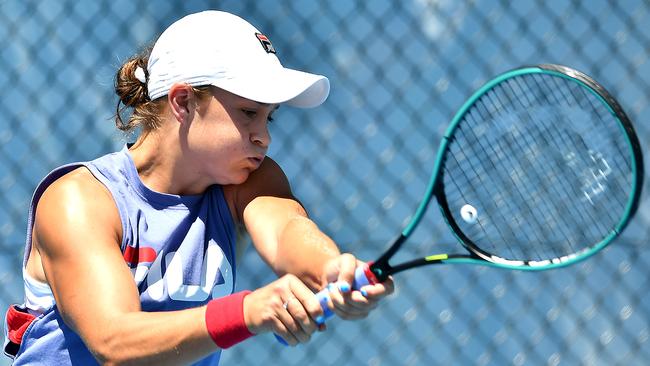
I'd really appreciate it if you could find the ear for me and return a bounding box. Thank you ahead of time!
[167,83,195,123]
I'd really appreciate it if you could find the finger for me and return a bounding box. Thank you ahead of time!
[360,278,395,300]
[328,299,372,320]
[284,276,326,340]
[326,283,373,318]
[336,253,358,290]
[277,297,311,344]
[273,316,299,346]
[288,276,325,324]
[284,296,319,337]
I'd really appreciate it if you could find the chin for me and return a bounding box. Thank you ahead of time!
[225,171,252,185]
[231,176,249,185]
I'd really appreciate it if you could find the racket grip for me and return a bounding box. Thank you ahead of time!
[315,264,377,323]
[274,264,377,345]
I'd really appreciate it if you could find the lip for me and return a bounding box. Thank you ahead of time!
[247,156,265,166]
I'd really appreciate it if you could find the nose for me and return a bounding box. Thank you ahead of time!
[250,123,271,148]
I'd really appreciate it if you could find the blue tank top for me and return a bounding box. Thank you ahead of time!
[11,145,237,365]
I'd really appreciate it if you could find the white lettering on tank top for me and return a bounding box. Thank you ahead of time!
[131,239,233,301]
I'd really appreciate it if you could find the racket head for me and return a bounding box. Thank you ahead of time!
[429,64,643,270]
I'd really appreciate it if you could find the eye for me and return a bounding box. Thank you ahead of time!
[242,109,257,119]
[243,108,274,123]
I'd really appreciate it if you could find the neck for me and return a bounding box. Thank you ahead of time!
[128,130,207,196]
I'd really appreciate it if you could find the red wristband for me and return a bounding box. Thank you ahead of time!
[205,291,254,349]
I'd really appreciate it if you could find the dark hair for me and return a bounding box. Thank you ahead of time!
[114,45,165,134]
[114,45,214,135]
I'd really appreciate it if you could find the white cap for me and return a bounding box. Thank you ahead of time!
[146,11,330,108]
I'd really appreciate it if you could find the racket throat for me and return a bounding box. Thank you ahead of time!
[369,234,408,282]
[368,263,392,283]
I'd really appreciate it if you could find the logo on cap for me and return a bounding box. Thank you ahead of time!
[255,32,276,54]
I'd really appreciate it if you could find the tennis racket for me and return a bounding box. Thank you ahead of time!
[315,63,644,321]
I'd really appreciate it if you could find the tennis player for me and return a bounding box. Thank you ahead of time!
[3,10,393,365]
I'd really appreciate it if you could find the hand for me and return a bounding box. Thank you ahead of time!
[243,274,325,346]
[321,253,395,320]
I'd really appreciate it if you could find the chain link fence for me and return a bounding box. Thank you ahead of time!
[2,1,649,365]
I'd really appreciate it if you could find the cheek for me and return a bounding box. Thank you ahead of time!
[188,123,240,153]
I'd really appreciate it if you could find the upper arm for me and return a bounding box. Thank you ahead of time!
[223,158,307,265]
[33,168,140,343]
[224,157,298,223]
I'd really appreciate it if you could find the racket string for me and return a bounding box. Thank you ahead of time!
[493,83,583,258]
[543,75,630,228]
[460,97,542,258]
[448,100,551,261]
[441,71,633,262]
[510,75,604,250]
[445,128,528,258]
[476,84,580,259]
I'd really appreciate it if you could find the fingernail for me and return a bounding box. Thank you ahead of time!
[360,288,368,297]
[339,281,351,293]
[315,315,325,325]
[327,283,336,292]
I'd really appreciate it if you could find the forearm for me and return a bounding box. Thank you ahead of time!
[83,307,216,366]
[274,215,341,290]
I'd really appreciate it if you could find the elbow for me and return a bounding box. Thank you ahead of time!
[88,343,116,366]
[85,332,130,366]
[58,313,130,365]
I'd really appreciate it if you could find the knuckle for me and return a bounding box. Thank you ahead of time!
[270,298,284,310]
[293,329,311,343]
[295,311,311,326]
[341,253,356,262]
[307,301,323,317]
[283,334,298,346]
[283,273,298,282]
[284,317,298,331]
[267,308,282,321]
[271,283,285,297]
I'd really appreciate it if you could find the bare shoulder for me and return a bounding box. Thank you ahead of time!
[223,157,296,223]
[246,157,292,195]
[34,166,122,254]
[38,166,117,216]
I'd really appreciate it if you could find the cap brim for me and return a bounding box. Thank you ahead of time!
[213,67,330,108]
